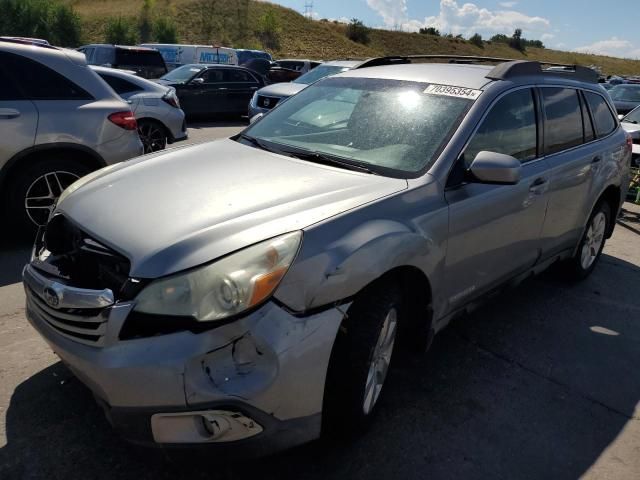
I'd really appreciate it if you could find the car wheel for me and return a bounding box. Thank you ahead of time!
[323,282,403,433]
[138,120,167,154]
[5,157,91,236]
[564,201,611,280]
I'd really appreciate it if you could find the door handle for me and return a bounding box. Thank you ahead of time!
[0,108,20,119]
[592,156,602,164]
[529,177,547,194]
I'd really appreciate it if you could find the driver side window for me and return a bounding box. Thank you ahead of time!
[461,88,538,169]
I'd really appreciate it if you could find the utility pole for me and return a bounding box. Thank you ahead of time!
[304,1,314,19]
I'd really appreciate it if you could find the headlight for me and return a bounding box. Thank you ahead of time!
[133,232,302,322]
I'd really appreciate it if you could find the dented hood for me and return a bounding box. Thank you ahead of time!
[57,139,407,278]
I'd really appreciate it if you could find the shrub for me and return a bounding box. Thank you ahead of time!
[138,0,154,43]
[105,17,137,45]
[153,17,178,43]
[345,18,370,45]
[0,0,82,47]
[256,9,281,49]
[469,33,483,48]
[419,27,440,36]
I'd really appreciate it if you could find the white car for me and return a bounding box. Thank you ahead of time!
[91,66,187,153]
[619,105,640,166]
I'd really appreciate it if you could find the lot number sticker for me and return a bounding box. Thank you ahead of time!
[424,84,482,100]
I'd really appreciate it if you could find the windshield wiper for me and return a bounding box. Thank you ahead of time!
[279,147,376,174]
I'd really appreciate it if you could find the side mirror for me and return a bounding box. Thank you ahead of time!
[249,113,264,124]
[468,151,521,185]
[191,77,204,85]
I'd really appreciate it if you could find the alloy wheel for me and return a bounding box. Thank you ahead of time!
[138,122,166,153]
[580,211,607,270]
[24,170,80,226]
[363,308,398,415]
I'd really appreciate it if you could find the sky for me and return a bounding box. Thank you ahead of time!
[261,0,640,59]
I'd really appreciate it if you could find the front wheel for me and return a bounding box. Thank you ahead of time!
[323,282,403,433]
[563,201,611,280]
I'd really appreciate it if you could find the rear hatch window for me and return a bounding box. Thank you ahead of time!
[115,49,167,77]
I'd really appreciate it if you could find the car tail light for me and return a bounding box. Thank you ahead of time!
[108,111,137,130]
[162,90,180,108]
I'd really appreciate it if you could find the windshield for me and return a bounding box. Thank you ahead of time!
[623,107,640,124]
[244,77,473,176]
[610,85,640,102]
[294,65,352,85]
[160,64,204,83]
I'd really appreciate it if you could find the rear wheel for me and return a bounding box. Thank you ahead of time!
[137,120,167,153]
[323,282,403,433]
[5,157,92,236]
[563,201,611,280]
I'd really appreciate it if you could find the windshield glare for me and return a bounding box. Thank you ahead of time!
[244,77,473,176]
[610,85,640,102]
[293,65,352,85]
[623,107,640,124]
[160,64,204,83]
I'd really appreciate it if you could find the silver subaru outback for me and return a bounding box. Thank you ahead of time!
[23,57,630,454]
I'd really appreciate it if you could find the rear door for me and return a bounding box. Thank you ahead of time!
[222,68,260,114]
[538,87,614,258]
[0,53,38,166]
[444,87,550,310]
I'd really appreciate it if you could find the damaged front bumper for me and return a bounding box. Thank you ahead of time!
[23,264,347,451]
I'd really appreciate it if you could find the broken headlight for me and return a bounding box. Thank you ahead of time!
[133,232,302,322]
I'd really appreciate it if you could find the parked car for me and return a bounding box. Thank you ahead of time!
[23,58,629,454]
[608,84,640,115]
[0,39,142,234]
[236,48,272,65]
[78,44,168,79]
[620,105,640,165]
[266,59,321,84]
[91,66,187,153]
[248,57,410,118]
[156,64,264,118]
[139,44,237,71]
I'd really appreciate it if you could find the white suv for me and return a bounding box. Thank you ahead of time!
[0,39,143,235]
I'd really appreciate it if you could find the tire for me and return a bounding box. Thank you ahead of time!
[5,157,92,237]
[323,282,403,433]
[137,120,168,154]
[563,201,611,280]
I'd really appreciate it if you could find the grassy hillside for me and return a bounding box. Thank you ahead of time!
[67,0,640,75]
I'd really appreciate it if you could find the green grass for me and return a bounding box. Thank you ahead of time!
[66,0,640,75]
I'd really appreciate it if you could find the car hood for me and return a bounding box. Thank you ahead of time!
[257,82,307,98]
[57,139,407,278]
[613,100,640,113]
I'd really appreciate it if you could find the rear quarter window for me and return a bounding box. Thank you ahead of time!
[584,91,617,138]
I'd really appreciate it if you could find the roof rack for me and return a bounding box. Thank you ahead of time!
[352,54,599,84]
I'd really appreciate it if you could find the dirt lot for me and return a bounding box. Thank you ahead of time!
[1,124,639,479]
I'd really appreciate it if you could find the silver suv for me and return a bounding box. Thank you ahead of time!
[23,57,630,454]
[0,40,143,233]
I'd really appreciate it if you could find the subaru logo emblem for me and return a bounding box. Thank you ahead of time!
[43,287,60,308]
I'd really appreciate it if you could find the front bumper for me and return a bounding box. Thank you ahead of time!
[23,264,347,449]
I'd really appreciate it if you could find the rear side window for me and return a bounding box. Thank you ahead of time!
[223,69,255,83]
[462,88,537,166]
[115,49,165,68]
[99,74,143,95]
[0,52,93,101]
[584,91,617,137]
[94,48,113,65]
[542,88,583,155]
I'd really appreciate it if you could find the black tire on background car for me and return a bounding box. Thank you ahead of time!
[5,156,92,237]
[563,201,611,280]
[323,281,403,434]
[137,119,168,154]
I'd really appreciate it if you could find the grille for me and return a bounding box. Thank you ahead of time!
[257,95,280,109]
[27,286,109,346]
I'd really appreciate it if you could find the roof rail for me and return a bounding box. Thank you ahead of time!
[355,56,412,69]
[0,37,57,49]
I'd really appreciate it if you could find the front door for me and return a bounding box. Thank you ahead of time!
[222,68,260,114]
[444,87,550,311]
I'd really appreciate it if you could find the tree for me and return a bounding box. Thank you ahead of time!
[345,18,370,44]
[153,17,178,43]
[509,28,524,52]
[257,9,281,49]
[419,26,440,36]
[469,33,483,48]
[105,17,137,45]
